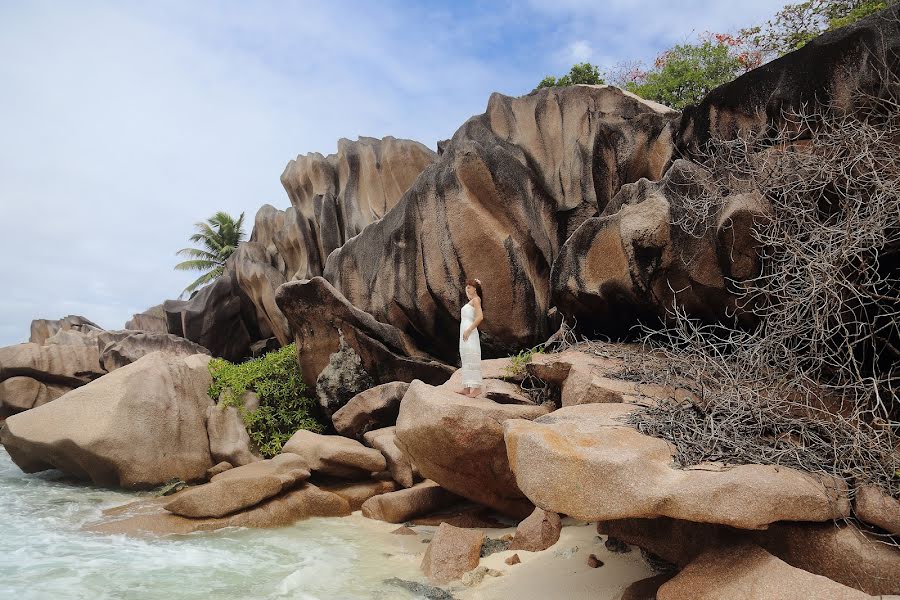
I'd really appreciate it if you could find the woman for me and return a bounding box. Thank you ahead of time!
[458,278,484,398]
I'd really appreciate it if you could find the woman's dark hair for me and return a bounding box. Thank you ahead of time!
[465,278,484,309]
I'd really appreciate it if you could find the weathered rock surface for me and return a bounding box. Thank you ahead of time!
[281,136,437,277]
[420,522,485,585]
[0,376,71,415]
[0,343,104,387]
[395,380,548,518]
[210,452,309,484]
[281,429,386,479]
[125,305,168,333]
[206,402,261,468]
[505,403,850,529]
[676,5,900,153]
[230,240,292,346]
[552,160,768,336]
[333,381,409,439]
[29,315,101,345]
[621,574,676,600]
[318,479,398,511]
[657,543,876,600]
[276,277,453,399]
[99,331,210,372]
[88,483,350,536]
[360,480,461,523]
[163,272,260,362]
[508,507,562,552]
[363,426,418,488]
[0,352,214,488]
[164,476,286,518]
[323,86,677,361]
[855,485,900,536]
[598,517,900,596]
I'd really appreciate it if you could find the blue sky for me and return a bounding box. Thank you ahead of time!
[0,0,786,346]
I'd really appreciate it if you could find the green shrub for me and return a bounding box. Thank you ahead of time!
[208,343,324,458]
[504,347,545,378]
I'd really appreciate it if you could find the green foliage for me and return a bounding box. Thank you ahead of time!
[155,478,187,496]
[535,62,604,90]
[175,210,246,297]
[625,40,745,110]
[504,347,545,378]
[741,0,889,57]
[208,343,324,458]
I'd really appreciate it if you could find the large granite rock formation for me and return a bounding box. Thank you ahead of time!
[0,352,215,488]
[29,315,101,345]
[552,160,768,335]
[323,86,678,361]
[276,277,453,401]
[124,305,168,333]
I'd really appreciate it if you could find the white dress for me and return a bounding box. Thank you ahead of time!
[459,301,482,388]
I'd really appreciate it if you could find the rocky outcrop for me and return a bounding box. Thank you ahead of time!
[281,429,386,479]
[125,305,168,333]
[395,380,549,518]
[276,277,453,400]
[29,315,101,345]
[0,343,104,387]
[677,5,900,153]
[552,160,768,336]
[318,479,398,511]
[280,136,437,276]
[0,352,214,488]
[505,403,850,529]
[360,480,461,523]
[508,508,562,552]
[657,543,877,600]
[363,426,418,488]
[0,376,71,415]
[206,402,261,468]
[99,331,210,372]
[88,482,351,536]
[323,86,677,361]
[420,522,485,585]
[855,485,900,536]
[332,381,409,439]
[163,272,261,362]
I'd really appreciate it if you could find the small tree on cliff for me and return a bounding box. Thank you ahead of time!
[174,211,246,297]
[535,62,605,90]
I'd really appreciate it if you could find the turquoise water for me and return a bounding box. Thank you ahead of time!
[0,448,425,600]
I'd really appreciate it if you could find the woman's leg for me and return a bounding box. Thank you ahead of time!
[457,386,470,396]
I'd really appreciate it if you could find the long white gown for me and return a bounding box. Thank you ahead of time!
[459,301,482,388]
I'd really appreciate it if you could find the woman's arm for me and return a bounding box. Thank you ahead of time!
[463,297,484,340]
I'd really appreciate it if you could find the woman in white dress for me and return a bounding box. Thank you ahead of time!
[458,278,484,398]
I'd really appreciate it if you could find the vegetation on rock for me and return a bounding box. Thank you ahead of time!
[208,343,324,458]
[535,62,604,90]
[175,210,246,297]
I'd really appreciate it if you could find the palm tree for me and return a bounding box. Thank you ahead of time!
[175,211,246,297]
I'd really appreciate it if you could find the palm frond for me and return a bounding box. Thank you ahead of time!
[174,259,220,272]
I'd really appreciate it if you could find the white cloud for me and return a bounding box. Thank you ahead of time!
[567,40,594,62]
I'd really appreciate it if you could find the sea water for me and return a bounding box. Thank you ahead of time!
[0,448,425,600]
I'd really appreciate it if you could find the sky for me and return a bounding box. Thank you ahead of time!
[0,0,787,346]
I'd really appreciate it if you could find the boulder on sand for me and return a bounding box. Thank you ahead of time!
[509,507,562,552]
[0,352,215,488]
[332,381,410,439]
[363,426,419,488]
[281,429,386,479]
[395,380,548,518]
[318,479,398,511]
[361,480,461,523]
[504,403,849,529]
[420,522,485,585]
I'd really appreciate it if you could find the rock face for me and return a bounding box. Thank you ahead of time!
[552,160,768,336]
[280,136,437,276]
[206,403,261,468]
[0,343,104,387]
[99,331,210,372]
[854,485,900,536]
[281,430,386,479]
[657,543,875,600]
[332,381,409,439]
[29,315,101,345]
[508,508,562,552]
[124,305,168,333]
[318,479,398,511]
[89,483,351,536]
[276,277,454,398]
[676,5,900,153]
[420,522,485,585]
[363,427,418,488]
[163,273,259,362]
[0,376,71,415]
[504,403,850,529]
[323,86,677,361]
[395,380,548,518]
[360,480,461,523]
[0,352,215,488]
